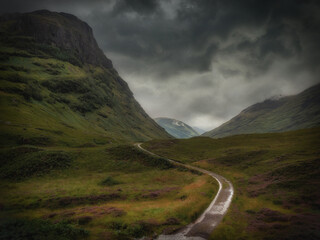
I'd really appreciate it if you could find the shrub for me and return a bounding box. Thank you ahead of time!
[109,221,154,239]
[0,218,88,240]
[70,102,92,113]
[0,53,9,61]
[22,85,43,101]
[48,93,70,104]
[100,176,120,186]
[0,84,42,101]
[0,149,73,180]
[9,65,29,72]
[45,68,60,75]
[42,78,89,94]
[18,136,52,146]
[97,112,108,118]
[78,92,104,110]
[2,74,29,83]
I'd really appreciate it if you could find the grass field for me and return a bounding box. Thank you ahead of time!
[0,144,218,239]
[143,128,320,240]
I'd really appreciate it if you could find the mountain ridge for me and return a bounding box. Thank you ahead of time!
[155,117,199,139]
[203,83,320,138]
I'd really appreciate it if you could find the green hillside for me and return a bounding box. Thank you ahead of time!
[203,83,320,138]
[143,127,320,240]
[154,117,199,139]
[0,10,217,240]
[0,10,170,146]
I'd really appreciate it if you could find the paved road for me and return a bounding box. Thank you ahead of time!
[136,143,234,240]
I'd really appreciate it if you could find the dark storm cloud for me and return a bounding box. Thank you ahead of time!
[96,0,319,78]
[112,0,159,15]
[1,0,319,129]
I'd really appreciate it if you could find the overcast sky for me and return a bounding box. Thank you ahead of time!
[1,0,320,130]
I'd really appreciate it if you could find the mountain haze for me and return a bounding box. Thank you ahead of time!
[203,83,320,138]
[193,126,206,135]
[155,117,199,139]
[0,10,170,146]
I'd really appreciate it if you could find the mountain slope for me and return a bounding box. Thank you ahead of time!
[193,126,206,135]
[154,117,199,138]
[203,83,320,138]
[0,10,170,146]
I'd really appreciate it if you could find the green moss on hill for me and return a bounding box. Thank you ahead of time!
[0,11,170,145]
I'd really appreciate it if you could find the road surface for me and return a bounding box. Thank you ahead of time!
[136,143,234,240]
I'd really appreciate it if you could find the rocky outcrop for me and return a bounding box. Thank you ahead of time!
[0,10,112,68]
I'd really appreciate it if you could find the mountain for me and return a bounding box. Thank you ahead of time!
[203,83,320,138]
[154,117,199,138]
[0,10,170,146]
[193,126,206,135]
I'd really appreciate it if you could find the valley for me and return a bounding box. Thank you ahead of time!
[0,7,319,240]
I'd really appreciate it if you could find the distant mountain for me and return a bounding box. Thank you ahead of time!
[193,126,206,135]
[0,10,170,146]
[155,118,199,139]
[203,83,320,138]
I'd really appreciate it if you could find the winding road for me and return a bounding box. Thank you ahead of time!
[136,143,234,240]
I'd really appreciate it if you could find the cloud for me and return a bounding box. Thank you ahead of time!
[112,0,159,15]
[1,0,319,130]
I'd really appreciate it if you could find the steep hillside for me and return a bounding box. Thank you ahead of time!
[154,117,199,139]
[0,10,170,146]
[203,83,320,138]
